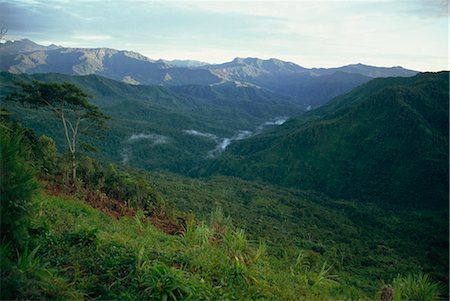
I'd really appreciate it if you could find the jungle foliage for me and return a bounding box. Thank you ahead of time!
[199,72,449,210]
[1,74,448,300]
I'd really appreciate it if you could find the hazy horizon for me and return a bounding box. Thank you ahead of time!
[1,0,448,72]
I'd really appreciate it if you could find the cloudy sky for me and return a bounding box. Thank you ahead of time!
[1,0,448,71]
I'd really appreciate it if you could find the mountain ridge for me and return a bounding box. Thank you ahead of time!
[1,39,418,107]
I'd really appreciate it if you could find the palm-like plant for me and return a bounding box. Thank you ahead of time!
[392,273,443,301]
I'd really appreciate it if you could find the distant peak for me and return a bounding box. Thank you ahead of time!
[232,57,246,63]
[232,57,261,63]
[3,38,36,45]
[351,63,369,67]
[16,38,40,45]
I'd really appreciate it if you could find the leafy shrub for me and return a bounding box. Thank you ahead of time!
[63,228,98,246]
[77,161,167,214]
[34,135,59,176]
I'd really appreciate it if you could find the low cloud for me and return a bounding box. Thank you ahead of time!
[233,130,253,140]
[184,129,218,141]
[128,133,169,145]
[121,147,131,164]
[264,116,288,126]
[207,138,231,158]
[207,130,253,158]
[256,116,288,133]
[121,132,170,164]
[207,117,289,158]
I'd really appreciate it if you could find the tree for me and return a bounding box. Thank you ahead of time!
[0,125,37,243]
[7,81,109,182]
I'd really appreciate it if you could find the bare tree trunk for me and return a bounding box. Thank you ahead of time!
[70,115,80,183]
[60,104,80,184]
[72,152,77,183]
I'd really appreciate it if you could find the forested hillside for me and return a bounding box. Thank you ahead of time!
[0,72,303,174]
[200,72,449,209]
[1,117,447,300]
[0,61,447,301]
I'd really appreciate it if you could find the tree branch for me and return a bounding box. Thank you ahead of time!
[72,112,81,155]
[41,98,59,115]
[60,101,74,154]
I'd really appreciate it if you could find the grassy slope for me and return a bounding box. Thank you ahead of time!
[16,174,447,300]
[22,191,372,300]
[149,172,449,291]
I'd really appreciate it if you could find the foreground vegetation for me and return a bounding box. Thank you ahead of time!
[1,119,447,300]
[2,191,355,300]
[0,122,356,299]
[150,172,449,293]
[1,75,447,299]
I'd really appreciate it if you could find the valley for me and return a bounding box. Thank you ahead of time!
[1,37,448,300]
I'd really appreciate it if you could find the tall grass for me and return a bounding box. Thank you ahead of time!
[392,273,443,301]
[145,262,197,301]
[209,206,232,235]
[183,219,212,247]
[223,228,248,257]
[309,262,337,290]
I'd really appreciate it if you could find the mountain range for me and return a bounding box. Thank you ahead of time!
[1,37,448,299]
[0,39,417,107]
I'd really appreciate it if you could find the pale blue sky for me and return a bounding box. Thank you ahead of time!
[1,0,448,71]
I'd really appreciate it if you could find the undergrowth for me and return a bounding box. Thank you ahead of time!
[0,192,381,300]
[1,117,446,300]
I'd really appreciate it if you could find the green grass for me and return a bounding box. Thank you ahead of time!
[3,190,400,300]
[149,172,449,296]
